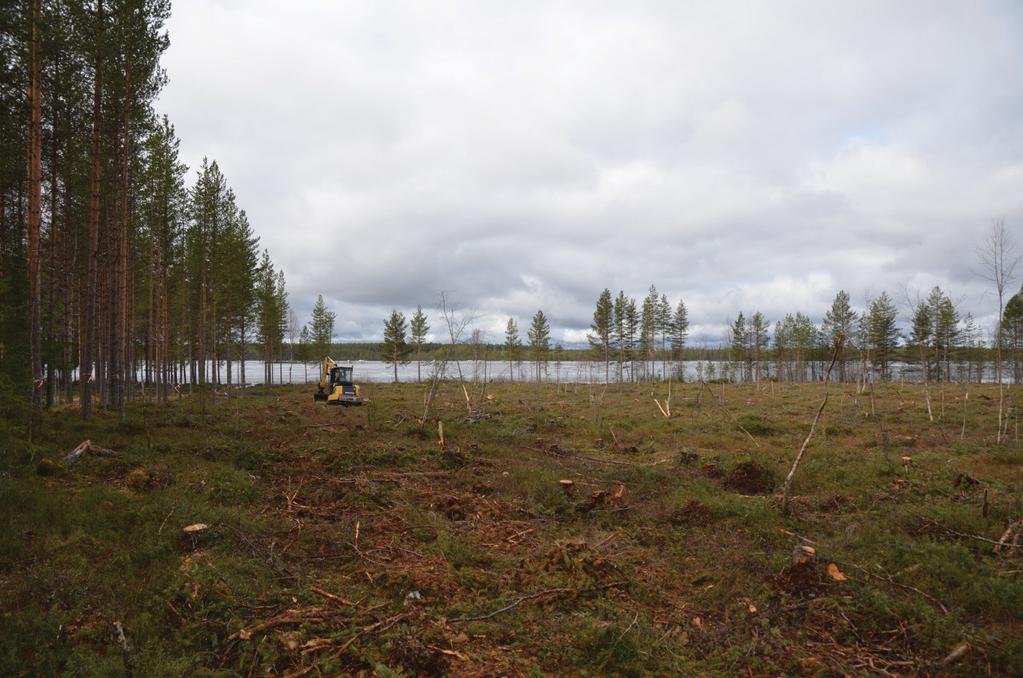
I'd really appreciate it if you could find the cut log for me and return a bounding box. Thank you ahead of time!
[64,439,117,466]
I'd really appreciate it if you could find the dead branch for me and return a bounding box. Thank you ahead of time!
[228,607,330,641]
[448,581,627,623]
[782,336,844,512]
[698,381,761,448]
[995,519,1022,555]
[65,439,117,466]
[939,641,971,668]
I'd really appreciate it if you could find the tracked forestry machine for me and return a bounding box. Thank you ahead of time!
[314,357,364,405]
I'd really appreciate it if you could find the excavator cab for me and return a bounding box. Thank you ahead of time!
[314,358,364,405]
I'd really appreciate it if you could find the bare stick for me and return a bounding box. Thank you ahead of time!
[448,581,627,623]
[782,336,844,512]
[699,381,761,448]
[961,390,968,441]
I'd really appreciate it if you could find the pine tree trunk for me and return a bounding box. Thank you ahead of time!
[82,2,104,418]
[45,91,58,409]
[27,0,43,408]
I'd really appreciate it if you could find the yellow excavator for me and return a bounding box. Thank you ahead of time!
[314,357,364,405]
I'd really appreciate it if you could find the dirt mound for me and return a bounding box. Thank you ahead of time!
[433,495,473,521]
[669,500,714,526]
[676,450,699,465]
[775,561,830,596]
[701,462,724,479]
[722,461,775,494]
[389,636,449,677]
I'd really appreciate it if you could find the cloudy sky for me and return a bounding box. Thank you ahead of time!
[156,0,1023,345]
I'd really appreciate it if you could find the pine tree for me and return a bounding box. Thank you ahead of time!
[910,299,933,380]
[624,297,639,381]
[928,287,959,382]
[730,313,747,382]
[381,309,410,383]
[670,298,689,379]
[657,293,672,378]
[640,285,658,380]
[866,292,900,380]
[750,312,769,382]
[504,317,521,382]
[1003,289,1023,383]
[587,289,612,383]
[527,309,550,382]
[410,305,429,383]
[612,291,627,382]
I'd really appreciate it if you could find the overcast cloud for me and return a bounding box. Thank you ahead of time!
[155,0,1023,345]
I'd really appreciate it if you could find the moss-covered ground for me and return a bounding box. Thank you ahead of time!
[1,379,1021,676]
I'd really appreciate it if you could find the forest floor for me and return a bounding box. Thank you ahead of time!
[1,379,1022,676]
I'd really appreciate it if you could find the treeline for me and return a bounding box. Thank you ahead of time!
[723,288,988,384]
[0,1,288,419]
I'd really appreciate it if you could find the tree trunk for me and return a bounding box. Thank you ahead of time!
[82,2,103,419]
[27,0,43,408]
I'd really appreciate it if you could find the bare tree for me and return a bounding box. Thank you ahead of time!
[976,219,1020,442]
[420,292,475,432]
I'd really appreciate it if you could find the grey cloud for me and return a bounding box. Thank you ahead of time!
[157,0,1023,343]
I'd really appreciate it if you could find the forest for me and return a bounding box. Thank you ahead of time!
[2,2,1023,677]
[0,0,290,426]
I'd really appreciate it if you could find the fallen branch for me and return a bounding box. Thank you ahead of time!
[65,439,117,466]
[310,587,364,610]
[283,611,413,678]
[995,519,1022,555]
[448,581,627,624]
[229,607,330,641]
[782,336,844,512]
[938,641,971,669]
[847,563,949,615]
[698,381,761,448]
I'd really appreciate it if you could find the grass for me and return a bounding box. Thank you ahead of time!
[1,379,1022,676]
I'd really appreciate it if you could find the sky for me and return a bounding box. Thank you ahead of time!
[155,0,1023,345]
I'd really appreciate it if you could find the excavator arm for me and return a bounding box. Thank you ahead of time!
[314,356,338,401]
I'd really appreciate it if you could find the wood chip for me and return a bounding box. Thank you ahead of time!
[826,563,847,581]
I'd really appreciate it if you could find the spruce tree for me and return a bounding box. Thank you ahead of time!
[822,290,857,381]
[308,294,335,359]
